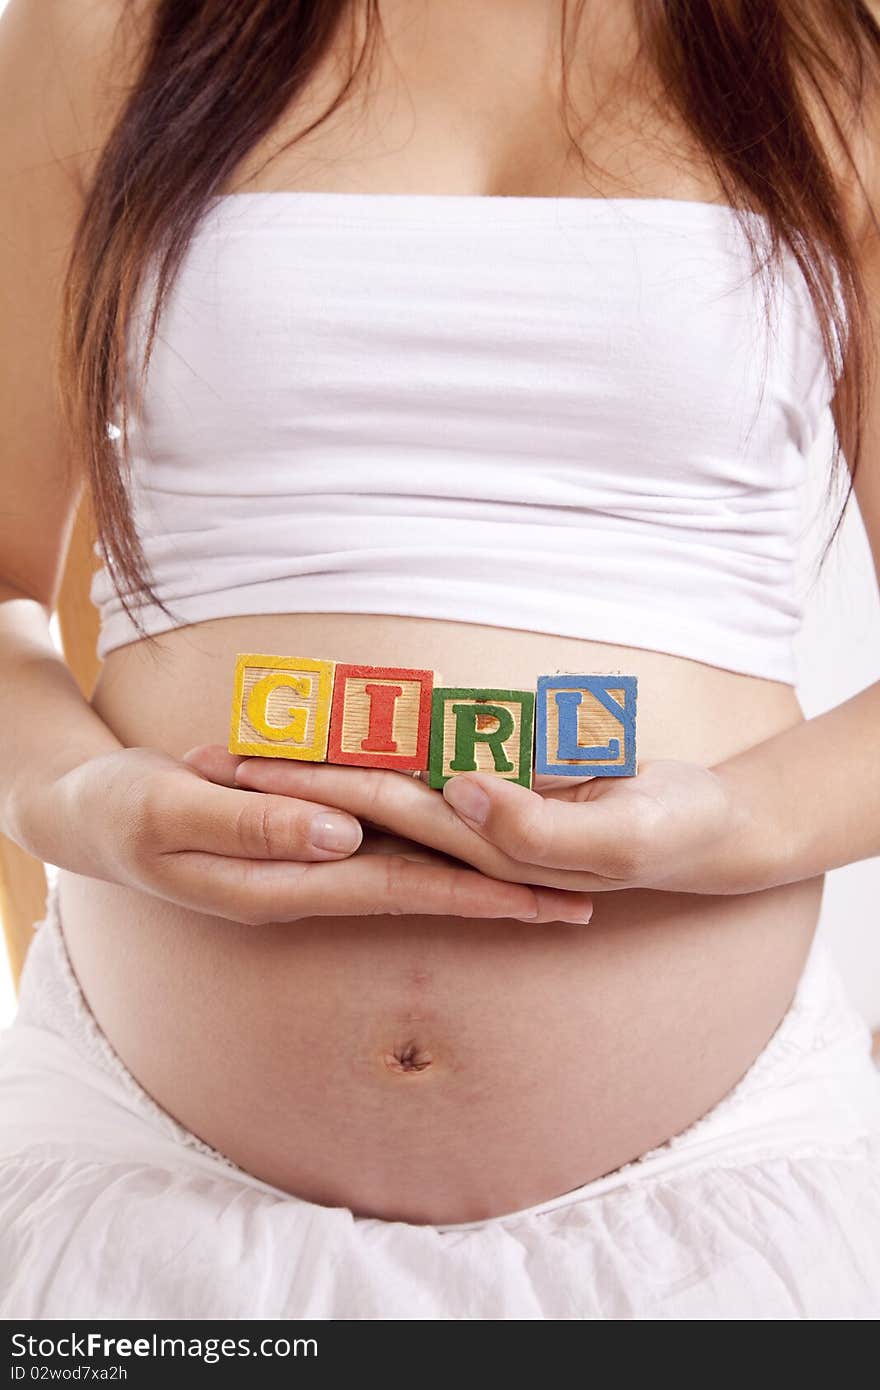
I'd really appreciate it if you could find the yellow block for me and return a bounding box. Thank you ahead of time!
[229,653,336,760]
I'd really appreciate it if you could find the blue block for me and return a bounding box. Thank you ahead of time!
[534,675,637,777]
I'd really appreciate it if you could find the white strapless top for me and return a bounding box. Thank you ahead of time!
[91,191,843,682]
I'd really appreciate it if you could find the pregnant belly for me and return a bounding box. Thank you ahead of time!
[58,612,823,1225]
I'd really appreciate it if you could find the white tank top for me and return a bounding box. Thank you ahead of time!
[91,191,842,683]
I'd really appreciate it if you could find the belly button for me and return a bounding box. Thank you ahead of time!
[383,1041,434,1074]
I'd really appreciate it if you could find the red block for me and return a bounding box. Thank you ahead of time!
[327,664,436,770]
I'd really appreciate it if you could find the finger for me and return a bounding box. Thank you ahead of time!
[356,829,454,867]
[184,746,414,839]
[441,771,657,877]
[177,757,599,908]
[161,767,365,861]
[181,745,247,788]
[183,746,390,838]
[158,850,591,926]
[231,755,536,870]
[354,831,597,920]
[231,756,615,891]
[233,755,433,800]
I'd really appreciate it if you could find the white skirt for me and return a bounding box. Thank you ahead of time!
[1,886,880,1320]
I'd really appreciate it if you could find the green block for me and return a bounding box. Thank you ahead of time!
[428,687,535,789]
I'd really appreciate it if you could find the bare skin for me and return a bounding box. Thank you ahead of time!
[1,0,879,1225]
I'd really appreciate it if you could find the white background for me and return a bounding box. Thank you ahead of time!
[0,0,877,1030]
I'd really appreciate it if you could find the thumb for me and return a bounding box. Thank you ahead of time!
[442,771,519,830]
[181,743,248,788]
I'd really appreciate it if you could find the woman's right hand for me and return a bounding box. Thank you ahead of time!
[7,745,592,925]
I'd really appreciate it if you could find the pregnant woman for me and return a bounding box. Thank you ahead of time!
[1,0,880,1320]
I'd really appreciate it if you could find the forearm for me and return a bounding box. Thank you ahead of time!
[0,588,123,849]
[711,679,880,890]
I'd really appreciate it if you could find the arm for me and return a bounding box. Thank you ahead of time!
[708,160,880,892]
[711,182,878,889]
[0,0,588,930]
[0,0,134,798]
[709,683,880,890]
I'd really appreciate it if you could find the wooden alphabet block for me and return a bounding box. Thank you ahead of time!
[327,664,436,770]
[428,688,535,789]
[534,674,637,776]
[228,653,336,760]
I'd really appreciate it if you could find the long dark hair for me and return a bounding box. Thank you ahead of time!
[57,0,880,637]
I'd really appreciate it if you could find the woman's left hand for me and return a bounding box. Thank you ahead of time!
[183,746,771,898]
[438,757,771,895]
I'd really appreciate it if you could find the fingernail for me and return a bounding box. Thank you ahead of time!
[567,908,594,924]
[309,813,361,852]
[513,895,540,920]
[444,777,490,825]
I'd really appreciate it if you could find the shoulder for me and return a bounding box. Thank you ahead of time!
[855,1,880,247]
[801,0,880,252]
[0,0,158,199]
